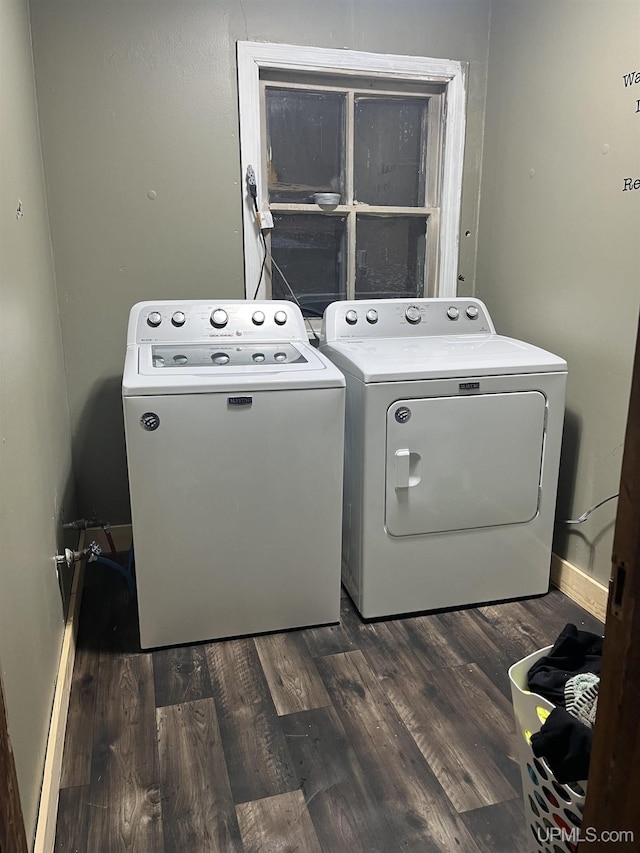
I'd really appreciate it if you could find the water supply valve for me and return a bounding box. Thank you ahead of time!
[86,541,102,563]
[55,548,75,571]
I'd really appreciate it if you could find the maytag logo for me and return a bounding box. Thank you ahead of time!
[459,382,480,391]
[228,396,252,407]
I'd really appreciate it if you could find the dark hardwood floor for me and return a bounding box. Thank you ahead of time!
[55,560,603,853]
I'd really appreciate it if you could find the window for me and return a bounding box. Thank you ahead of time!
[238,42,466,315]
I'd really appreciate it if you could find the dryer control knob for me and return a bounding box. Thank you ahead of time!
[405,305,421,324]
[366,309,378,324]
[210,309,228,328]
[447,306,459,320]
[147,311,162,327]
[466,305,479,319]
[252,311,265,325]
[274,310,287,325]
[345,310,358,325]
[171,311,186,327]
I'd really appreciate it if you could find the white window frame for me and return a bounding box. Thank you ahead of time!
[237,41,466,300]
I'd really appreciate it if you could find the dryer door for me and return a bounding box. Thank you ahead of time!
[385,391,546,536]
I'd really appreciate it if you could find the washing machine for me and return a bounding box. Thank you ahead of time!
[123,300,345,648]
[320,297,567,619]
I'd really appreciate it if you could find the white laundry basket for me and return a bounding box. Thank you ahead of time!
[509,647,587,853]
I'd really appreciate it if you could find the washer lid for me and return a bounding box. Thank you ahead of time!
[123,340,346,394]
[321,334,567,382]
[144,342,309,371]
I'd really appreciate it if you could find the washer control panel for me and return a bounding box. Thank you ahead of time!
[129,300,308,344]
[322,298,495,341]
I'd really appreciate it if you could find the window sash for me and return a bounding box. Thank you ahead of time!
[263,81,440,205]
[262,84,440,302]
[237,41,467,301]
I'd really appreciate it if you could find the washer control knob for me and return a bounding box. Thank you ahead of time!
[147,311,162,327]
[171,311,186,327]
[210,309,228,328]
[211,352,230,365]
[366,309,378,324]
[466,305,479,320]
[252,310,265,326]
[274,310,287,325]
[447,306,459,320]
[345,309,358,325]
[405,305,421,324]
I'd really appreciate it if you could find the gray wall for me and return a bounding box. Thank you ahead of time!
[2,0,637,838]
[0,0,75,842]
[29,0,492,523]
[477,0,640,585]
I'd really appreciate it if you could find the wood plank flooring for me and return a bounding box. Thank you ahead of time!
[55,562,603,853]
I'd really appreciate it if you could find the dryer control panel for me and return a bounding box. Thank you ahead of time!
[322,298,496,342]
[128,300,308,345]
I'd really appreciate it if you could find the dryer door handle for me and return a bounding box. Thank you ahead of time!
[395,449,410,488]
[394,449,422,489]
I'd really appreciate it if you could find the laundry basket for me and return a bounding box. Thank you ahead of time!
[509,647,587,853]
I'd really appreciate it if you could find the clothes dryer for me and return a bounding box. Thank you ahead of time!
[320,298,567,618]
[123,300,345,648]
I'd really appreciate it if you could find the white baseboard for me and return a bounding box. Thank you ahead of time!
[550,552,609,624]
[33,536,86,853]
[33,524,133,852]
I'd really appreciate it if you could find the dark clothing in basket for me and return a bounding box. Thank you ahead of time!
[530,706,592,783]
[527,623,603,707]
[527,623,602,783]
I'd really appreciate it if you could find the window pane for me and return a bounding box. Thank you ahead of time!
[355,216,426,300]
[271,214,347,316]
[354,97,428,207]
[266,89,344,204]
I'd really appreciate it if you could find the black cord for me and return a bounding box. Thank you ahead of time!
[245,166,319,341]
[246,168,267,300]
[253,230,268,300]
[269,256,320,343]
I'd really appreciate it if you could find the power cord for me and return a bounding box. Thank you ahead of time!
[253,231,268,301]
[245,165,319,342]
[559,493,619,525]
[246,167,267,299]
